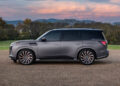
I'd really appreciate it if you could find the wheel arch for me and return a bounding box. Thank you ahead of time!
[77,48,97,59]
[16,48,36,59]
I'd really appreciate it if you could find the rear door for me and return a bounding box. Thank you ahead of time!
[60,30,83,59]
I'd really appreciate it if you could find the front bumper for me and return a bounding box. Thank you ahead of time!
[9,55,16,60]
[9,46,17,60]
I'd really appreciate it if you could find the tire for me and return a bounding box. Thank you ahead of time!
[78,49,95,65]
[17,49,35,65]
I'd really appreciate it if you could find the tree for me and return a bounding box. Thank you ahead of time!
[15,18,32,39]
[0,17,6,29]
[23,18,32,25]
[0,17,19,40]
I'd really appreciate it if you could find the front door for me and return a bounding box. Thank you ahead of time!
[37,30,62,58]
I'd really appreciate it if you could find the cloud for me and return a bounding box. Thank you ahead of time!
[88,0,110,3]
[89,3,120,17]
[0,0,120,22]
[27,1,120,17]
[110,0,120,3]
[22,1,120,22]
[28,1,86,14]
[23,0,79,2]
[0,7,17,16]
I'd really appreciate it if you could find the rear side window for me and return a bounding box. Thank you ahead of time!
[81,31,105,40]
[62,30,81,41]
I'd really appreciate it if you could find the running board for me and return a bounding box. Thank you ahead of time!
[36,59,78,62]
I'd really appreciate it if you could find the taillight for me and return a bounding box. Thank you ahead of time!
[101,41,107,45]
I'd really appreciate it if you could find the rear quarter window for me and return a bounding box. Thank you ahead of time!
[81,31,105,40]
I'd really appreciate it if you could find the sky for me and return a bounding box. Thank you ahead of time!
[0,0,120,22]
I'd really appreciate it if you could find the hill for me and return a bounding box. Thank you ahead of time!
[6,19,95,26]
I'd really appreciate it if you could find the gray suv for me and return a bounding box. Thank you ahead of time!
[9,28,109,65]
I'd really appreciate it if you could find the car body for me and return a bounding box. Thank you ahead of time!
[9,28,109,65]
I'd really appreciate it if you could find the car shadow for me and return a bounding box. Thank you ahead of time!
[32,60,112,65]
[34,61,80,65]
[94,60,112,65]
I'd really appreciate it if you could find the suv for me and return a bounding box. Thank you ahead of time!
[9,28,109,65]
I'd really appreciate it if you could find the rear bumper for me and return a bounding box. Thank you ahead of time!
[96,50,109,59]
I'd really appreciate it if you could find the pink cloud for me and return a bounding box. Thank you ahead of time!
[28,1,86,14]
[89,4,120,17]
[27,1,120,19]
[0,7,17,17]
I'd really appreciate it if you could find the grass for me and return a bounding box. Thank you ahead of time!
[0,40,16,50]
[0,40,120,50]
[108,45,120,50]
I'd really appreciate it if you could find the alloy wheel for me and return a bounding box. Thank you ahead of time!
[79,49,95,65]
[18,50,34,65]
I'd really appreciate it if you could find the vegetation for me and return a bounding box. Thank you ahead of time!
[0,17,19,40]
[0,40,16,50]
[108,45,120,50]
[0,17,120,45]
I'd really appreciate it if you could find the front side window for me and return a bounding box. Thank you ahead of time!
[42,31,61,41]
[62,30,80,41]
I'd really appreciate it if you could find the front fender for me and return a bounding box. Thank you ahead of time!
[13,45,38,58]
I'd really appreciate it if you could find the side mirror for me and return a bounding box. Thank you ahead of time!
[41,37,47,42]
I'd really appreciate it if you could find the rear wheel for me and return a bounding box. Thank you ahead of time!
[78,49,95,65]
[17,49,35,65]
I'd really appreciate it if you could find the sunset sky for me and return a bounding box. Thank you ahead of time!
[0,0,120,22]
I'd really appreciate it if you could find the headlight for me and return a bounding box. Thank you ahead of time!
[10,42,18,46]
[10,42,16,46]
[10,41,21,46]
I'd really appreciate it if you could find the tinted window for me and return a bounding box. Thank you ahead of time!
[62,30,81,41]
[43,31,61,41]
[81,31,104,40]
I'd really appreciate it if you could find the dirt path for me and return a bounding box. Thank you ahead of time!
[0,50,120,86]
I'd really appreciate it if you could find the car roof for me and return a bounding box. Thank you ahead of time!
[52,28,103,31]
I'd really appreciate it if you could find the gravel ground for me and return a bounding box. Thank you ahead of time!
[0,50,120,86]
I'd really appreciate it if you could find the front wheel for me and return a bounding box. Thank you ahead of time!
[17,49,35,65]
[78,49,95,65]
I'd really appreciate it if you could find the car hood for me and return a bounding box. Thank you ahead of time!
[16,40,37,43]
[10,40,37,46]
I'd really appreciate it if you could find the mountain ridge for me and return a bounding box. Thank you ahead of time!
[5,18,97,26]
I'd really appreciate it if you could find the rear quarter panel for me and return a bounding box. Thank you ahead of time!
[82,40,107,58]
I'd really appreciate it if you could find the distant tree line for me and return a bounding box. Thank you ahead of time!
[0,17,120,44]
[0,17,19,40]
